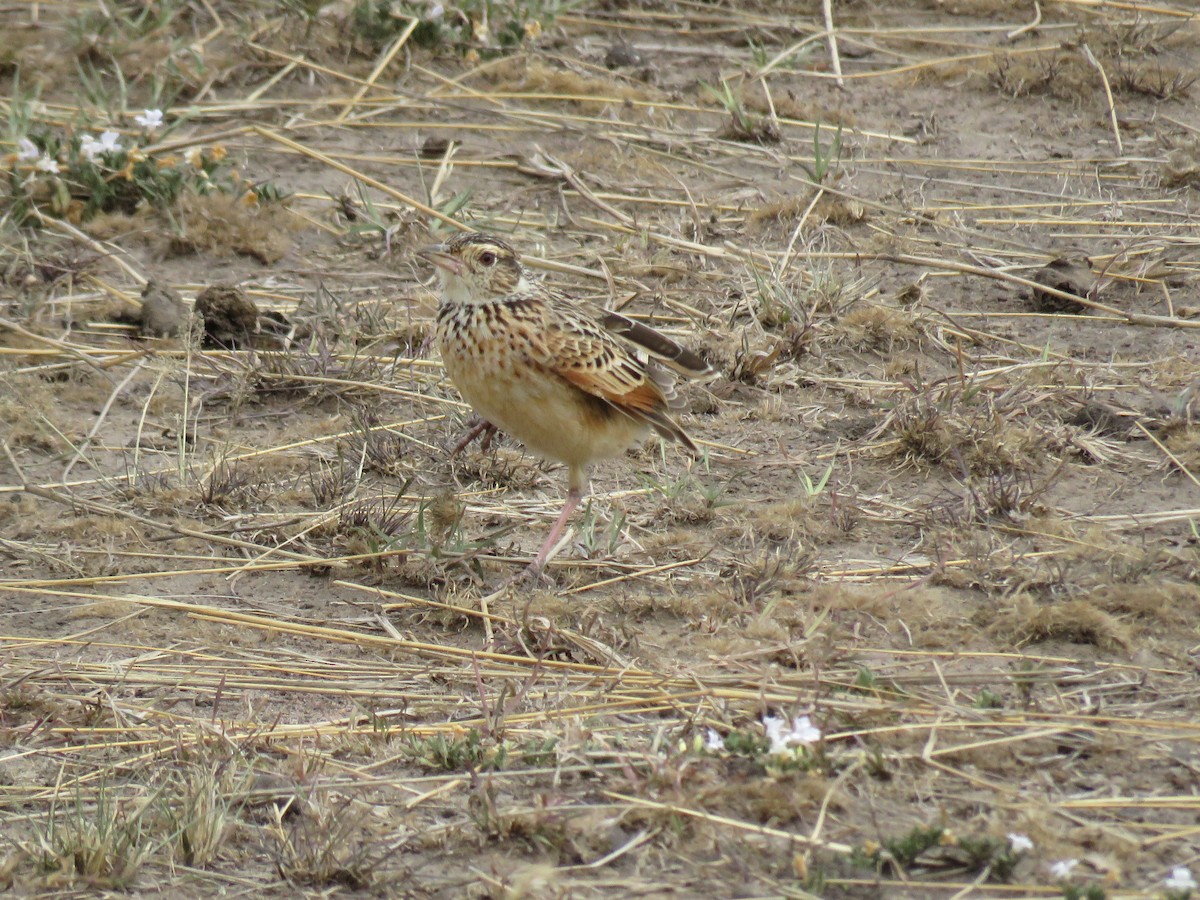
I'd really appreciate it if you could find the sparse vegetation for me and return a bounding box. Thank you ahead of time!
[1,0,1199,896]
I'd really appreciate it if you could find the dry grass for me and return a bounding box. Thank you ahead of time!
[2,0,1200,896]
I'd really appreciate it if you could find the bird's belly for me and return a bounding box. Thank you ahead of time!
[440,344,644,468]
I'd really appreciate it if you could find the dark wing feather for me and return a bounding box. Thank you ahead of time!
[597,310,713,379]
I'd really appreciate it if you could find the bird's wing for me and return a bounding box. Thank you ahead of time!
[530,297,697,451]
[535,299,663,412]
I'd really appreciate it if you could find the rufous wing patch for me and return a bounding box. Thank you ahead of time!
[555,366,664,414]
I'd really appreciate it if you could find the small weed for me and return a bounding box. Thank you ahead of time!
[853,826,1021,880]
[336,180,467,250]
[519,737,558,767]
[337,494,413,547]
[864,745,891,781]
[853,667,878,693]
[646,469,728,524]
[885,825,944,868]
[748,39,771,70]
[801,120,843,184]
[748,38,813,73]
[722,728,769,756]
[272,795,394,890]
[1060,885,1107,900]
[348,417,410,476]
[709,720,823,774]
[402,729,506,771]
[743,263,860,359]
[572,499,627,560]
[879,379,1049,477]
[351,0,560,54]
[854,824,943,873]
[412,489,468,555]
[973,689,1005,709]
[160,766,235,867]
[703,78,781,145]
[1114,59,1195,99]
[197,458,259,509]
[745,267,814,361]
[32,781,161,889]
[1163,884,1196,900]
[728,545,812,607]
[799,462,834,498]
[279,0,338,40]
[305,456,356,507]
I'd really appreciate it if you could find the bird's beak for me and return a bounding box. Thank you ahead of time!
[417,243,462,276]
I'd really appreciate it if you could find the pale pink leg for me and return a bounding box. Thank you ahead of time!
[528,486,582,575]
[526,466,586,576]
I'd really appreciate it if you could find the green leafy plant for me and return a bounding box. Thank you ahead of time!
[5,119,282,228]
[802,120,844,184]
[33,781,163,889]
[401,729,508,771]
[351,0,566,53]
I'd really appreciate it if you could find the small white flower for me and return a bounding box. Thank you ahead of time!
[80,135,102,161]
[763,714,821,754]
[428,2,444,19]
[704,728,723,751]
[1165,867,1198,891]
[97,130,123,153]
[134,108,163,130]
[34,155,59,174]
[768,715,787,748]
[17,137,39,160]
[790,716,822,744]
[1049,858,1078,880]
[1007,832,1033,853]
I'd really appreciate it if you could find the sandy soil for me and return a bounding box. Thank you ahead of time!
[2,1,1200,896]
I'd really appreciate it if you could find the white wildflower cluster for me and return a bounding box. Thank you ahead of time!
[763,714,821,756]
[79,130,123,162]
[11,109,164,178]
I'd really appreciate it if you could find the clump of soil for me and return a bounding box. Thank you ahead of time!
[195,284,259,349]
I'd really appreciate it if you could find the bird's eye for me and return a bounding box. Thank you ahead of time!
[479,251,496,266]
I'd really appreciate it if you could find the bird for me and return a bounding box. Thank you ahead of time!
[419,231,712,578]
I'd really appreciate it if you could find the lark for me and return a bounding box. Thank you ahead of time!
[420,231,711,577]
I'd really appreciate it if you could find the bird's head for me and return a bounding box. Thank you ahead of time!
[418,232,529,303]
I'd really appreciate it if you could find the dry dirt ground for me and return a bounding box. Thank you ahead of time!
[2,1,1200,897]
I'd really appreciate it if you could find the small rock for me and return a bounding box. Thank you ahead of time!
[1162,143,1200,188]
[604,40,644,69]
[1027,257,1095,313]
[138,279,190,337]
[420,136,454,158]
[195,284,258,348]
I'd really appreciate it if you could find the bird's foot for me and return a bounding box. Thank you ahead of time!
[449,418,499,457]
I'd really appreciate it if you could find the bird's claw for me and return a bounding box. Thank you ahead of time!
[449,419,499,457]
